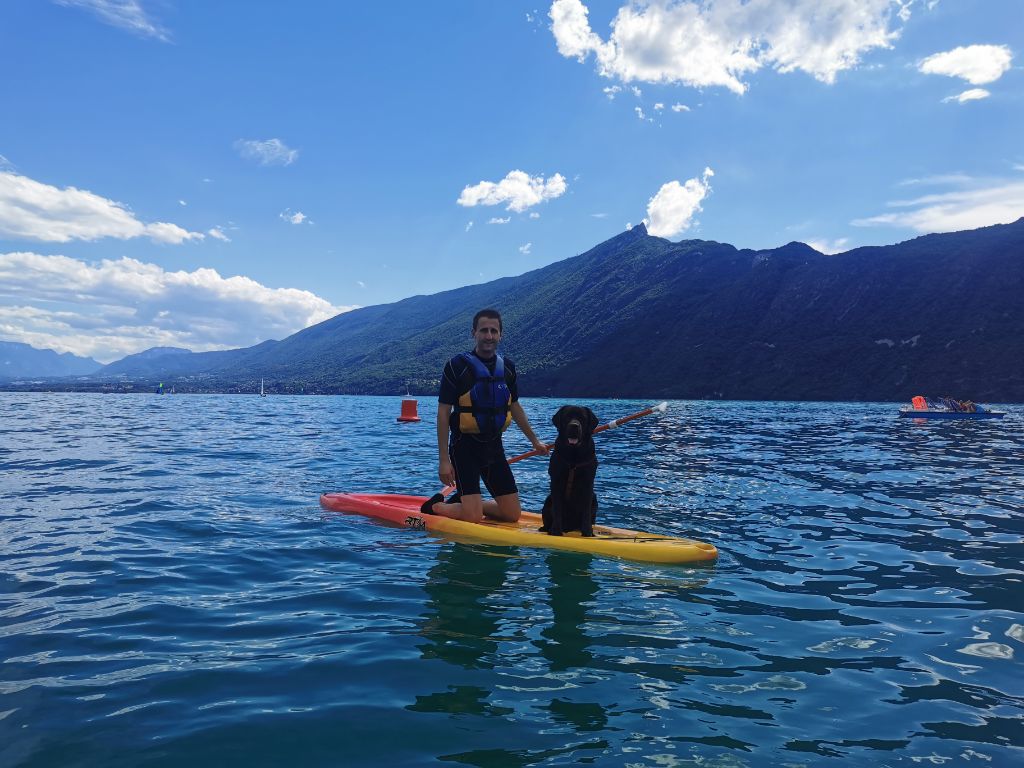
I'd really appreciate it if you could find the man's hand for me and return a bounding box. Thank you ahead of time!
[438,457,456,487]
[531,437,550,455]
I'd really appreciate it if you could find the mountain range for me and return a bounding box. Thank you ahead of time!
[0,341,101,380]
[4,218,1023,401]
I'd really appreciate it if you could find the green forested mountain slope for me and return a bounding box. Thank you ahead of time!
[84,219,1024,401]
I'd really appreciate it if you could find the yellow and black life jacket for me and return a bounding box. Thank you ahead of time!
[454,353,512,435]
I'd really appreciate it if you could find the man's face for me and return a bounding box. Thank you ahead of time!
[472,317,502,358]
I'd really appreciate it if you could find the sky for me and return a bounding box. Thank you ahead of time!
[0,0,1021,363]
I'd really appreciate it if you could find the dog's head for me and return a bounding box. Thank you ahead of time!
[552,405,598,446]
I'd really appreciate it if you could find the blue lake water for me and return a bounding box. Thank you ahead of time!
[1,393,1022,767]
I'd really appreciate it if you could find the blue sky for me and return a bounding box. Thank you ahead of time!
[1,0,1021,363]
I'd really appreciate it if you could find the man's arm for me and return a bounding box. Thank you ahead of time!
[437,403,456,486]
[510,401,548,454]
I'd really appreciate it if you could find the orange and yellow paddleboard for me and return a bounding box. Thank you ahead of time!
[320,492,717,565]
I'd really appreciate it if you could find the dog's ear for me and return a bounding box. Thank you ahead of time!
[585,408,598,434]
[552,406,569,428]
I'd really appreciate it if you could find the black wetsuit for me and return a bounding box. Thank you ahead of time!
[438,352,519,497]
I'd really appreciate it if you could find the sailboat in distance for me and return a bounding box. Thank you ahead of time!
[260,378,267,397]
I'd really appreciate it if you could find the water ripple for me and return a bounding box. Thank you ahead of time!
[0,393,1022,767]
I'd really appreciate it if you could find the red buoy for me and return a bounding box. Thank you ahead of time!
[397,398,421,423]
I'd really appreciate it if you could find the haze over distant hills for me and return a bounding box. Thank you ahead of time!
[97,347,197,378]
[0,342,101,380]
[4,219,1023,401]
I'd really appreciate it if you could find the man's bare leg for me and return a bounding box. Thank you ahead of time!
[430,493,519,523]
[431,493,484,522]
[490,493,522,523]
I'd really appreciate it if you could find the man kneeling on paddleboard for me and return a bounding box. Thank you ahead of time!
[421,308,547,523]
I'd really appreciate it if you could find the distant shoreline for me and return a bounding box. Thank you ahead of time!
[1,386,1020,405]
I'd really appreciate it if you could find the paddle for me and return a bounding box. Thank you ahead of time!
[439,401,669,496]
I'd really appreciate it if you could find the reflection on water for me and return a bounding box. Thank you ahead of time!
[417,545,513,671]
[536,553,599,672]
[410,544,514,718]
[408,543,724,766]
[410,546,608,735]
[411,545,614,766]
[536,554,609,739]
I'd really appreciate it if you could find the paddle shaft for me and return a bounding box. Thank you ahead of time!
[439,402,667,496]
[508,403,665,465]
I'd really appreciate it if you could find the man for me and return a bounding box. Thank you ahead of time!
[421,308,547,522]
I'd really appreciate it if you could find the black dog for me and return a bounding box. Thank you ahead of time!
[541,405,599,537]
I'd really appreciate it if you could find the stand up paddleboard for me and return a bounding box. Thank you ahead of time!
[320,492,718,565]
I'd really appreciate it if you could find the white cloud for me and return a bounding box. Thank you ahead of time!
[591,212,608,218]
[671,103,691,112]
[0,250,354,363]
[488,217,511,225]
[852,176,1024,233]
[357,280,366,289]
[919,44,1013,84]
[234,138,299,167]
[280,209,309,225]
[465,221,474,232]
[549,0,906,94]
[519,242,533,254]
[898,173,974,187]
[207,226,230,242]
[145,222,204,244]
[529,212,540,219]
[55,0,170,42]
[550,0,606,60]
[654,102,665,110]
[457,170,567,213]
[603,85,623,99]
[644,167,714,238]
[178,199,187,206]
[942,88,990,104]
[806,237,849,254]
[0,171,204,244]
[0,154,14,171]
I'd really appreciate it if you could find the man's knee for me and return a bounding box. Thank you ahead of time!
[492,493,522,523]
